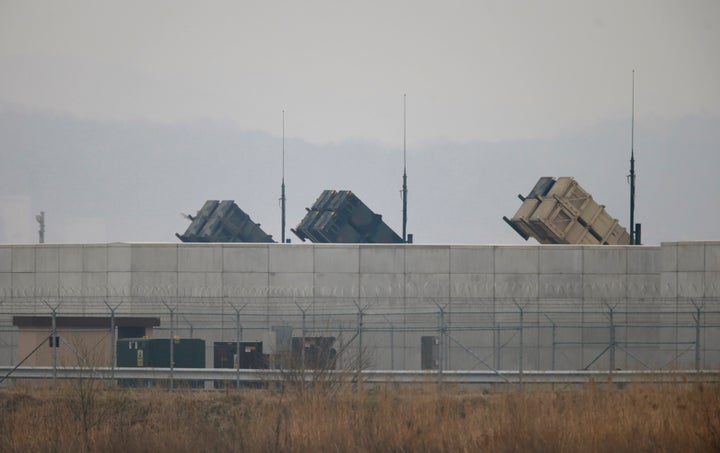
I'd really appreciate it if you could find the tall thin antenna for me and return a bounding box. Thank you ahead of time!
[402,94,408,243]
[629,70,636,245]
[281,110,286,244]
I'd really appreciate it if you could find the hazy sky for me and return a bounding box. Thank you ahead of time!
[0,1,719,245]
[1,0,718,144]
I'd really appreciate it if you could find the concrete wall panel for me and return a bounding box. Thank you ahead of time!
[495,247,538,274]
[360,273,404,298]
[628,247,657,274]
[107,244,131,271]
[539,274,583,299]
[314,246,359,273]
[360,246,404,273]
[268,246,313,273]
[0,247,11,272]
[660,242,677,272]
[131,245,177,272]
[706,272,720,297]
[677,243,705,272]
[539,247,582,274]
[583,274,626,299]
[495,274,538,298]
[660,273,678,298]
[130,271,178,297]
[178,272,223,297]
[107,272,132,297]
[583,248,627,274]
[107,272,131,297]
[451,274,494,299]
[178,246,222,272]
[58,246,83,272]
[83,272,108,297]
[58,272,82,296]
[12,247,35,272]
[268,273,314,297]
[677,272,704,298]
[224,272,269,298]
[83,245,108,272]
[11,273,34,297]
[450,246,494,274]
[705,244,720,271]
[314,273,359,298]
[627,274,660,299]
[35,247,59,272]
[0,273,11,297]
[223,246,268,273]
[34,272,59,297]
[405,247,450,273]
[406,273,450,298]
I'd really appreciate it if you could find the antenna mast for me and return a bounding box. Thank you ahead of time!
[402,94,408,243]
[629,71,636,245]
[281,110,286,244]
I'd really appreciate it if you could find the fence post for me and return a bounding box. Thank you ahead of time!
[430,300,448,388]
[695,306,701,370]
[183,315,194,338]
[109,303,115,382]
[357,305,363,392]
[51,305,57,384]
[544,313,556,371]
[110,307,115,381]
[161,300,176,390]
[438,305,445,383]
[353,301,367,393]
[294,301,309,392]
[226,300,248,389]
[494,317,499,370]
[42,300,60,385]
[170,306,175,389]
[518,304,523,387]
[390,322,395,370]
[104,300,123,384]
[302,307,307,373]
[236,310,241,387]
[609,305,616,372]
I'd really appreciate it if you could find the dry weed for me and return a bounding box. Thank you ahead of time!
[0,381,717,452]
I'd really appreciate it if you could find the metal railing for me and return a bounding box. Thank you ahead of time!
[1,366,717,386]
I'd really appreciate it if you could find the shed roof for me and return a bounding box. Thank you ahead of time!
[12,316,160,328]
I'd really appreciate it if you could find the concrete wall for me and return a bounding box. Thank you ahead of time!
[0,242,718,370]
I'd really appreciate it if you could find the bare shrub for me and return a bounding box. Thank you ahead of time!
[0,381,718,452]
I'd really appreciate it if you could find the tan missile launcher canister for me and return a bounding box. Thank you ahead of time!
[504,177,630,245]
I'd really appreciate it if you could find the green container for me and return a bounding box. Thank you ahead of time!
[116,338,206,388]
[117,338,205,368]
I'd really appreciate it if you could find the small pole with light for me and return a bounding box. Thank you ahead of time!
[36,211,45,244]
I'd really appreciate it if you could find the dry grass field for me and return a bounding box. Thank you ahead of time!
[0,381,718,452]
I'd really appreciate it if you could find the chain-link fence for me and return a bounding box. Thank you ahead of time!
[2,294,718,376]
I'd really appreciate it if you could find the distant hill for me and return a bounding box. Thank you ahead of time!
[1,106,718,245]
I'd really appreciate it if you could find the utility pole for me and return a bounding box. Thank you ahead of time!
[281,110,287,244]
[629,70,636,245]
